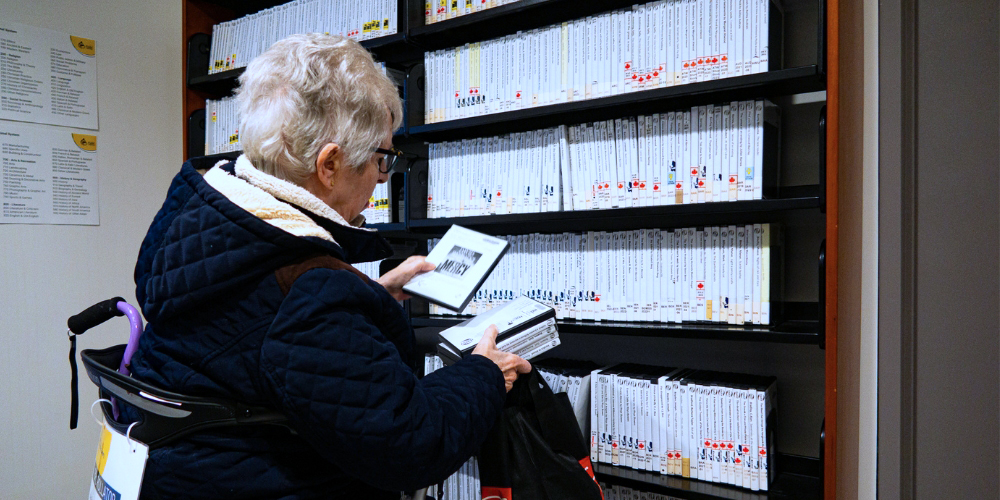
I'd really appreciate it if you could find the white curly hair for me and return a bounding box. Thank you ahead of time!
[235,33,402,185]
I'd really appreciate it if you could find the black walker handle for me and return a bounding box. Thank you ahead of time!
[68,297,126,335]
[68,297,126,429]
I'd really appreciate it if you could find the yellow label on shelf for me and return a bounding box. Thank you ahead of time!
[72,134,97,151]
[70,36,95,56]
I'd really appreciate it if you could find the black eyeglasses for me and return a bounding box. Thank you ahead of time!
[373,147,404,174]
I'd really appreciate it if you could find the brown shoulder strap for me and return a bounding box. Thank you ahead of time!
[274,255,369,296]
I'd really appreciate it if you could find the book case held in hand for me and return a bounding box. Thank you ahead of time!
[181,0,839,497]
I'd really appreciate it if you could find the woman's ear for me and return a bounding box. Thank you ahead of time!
[315,143,342,189]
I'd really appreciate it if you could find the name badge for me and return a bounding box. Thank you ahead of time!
[89,420,148,500]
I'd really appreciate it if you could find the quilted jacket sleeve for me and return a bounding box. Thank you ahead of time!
[259,268,506,492]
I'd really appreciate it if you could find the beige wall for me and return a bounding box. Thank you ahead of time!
[0,1,181,497]
[838,0,879,497]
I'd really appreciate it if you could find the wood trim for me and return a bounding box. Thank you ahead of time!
[824,0,839,496]
[182,1,235,160]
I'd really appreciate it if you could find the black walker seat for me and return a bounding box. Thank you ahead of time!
[81,344,289,449]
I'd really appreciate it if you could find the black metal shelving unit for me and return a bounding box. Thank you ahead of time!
[398,1,829,497]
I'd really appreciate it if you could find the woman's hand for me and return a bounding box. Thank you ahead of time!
[376,256,435,301]
[471,325,532,392]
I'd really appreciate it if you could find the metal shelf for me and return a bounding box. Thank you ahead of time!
[367,222,408,234]
[188,34,412,95]
[408,66,825,142]
[594,462,820,500]
[410,0,642,51]
[407,186,822,235]
[188,68,244,95]
[191,151,241,164]
[192,0,287,17]
[410,303,821,345]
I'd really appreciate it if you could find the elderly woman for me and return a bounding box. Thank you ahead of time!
[129,34,530,499]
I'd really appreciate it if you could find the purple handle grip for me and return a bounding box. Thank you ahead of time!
[111,302,143,420]
[116,302,144,377]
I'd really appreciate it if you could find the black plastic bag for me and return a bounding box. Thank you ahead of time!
[478,369,604,500]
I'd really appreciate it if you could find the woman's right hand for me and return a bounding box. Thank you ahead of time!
[471,324,532,392]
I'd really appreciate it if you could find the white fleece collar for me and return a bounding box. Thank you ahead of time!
[203,155,373,244]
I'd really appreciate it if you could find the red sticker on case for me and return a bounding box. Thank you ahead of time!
[481,486,512,500]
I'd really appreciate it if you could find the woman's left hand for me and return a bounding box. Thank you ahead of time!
[377,256,435,301]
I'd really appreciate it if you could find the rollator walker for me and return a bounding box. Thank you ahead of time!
[68,297,433,500]
[67,297,287,449]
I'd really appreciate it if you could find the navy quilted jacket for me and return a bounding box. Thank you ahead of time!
[128,156,506,499]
